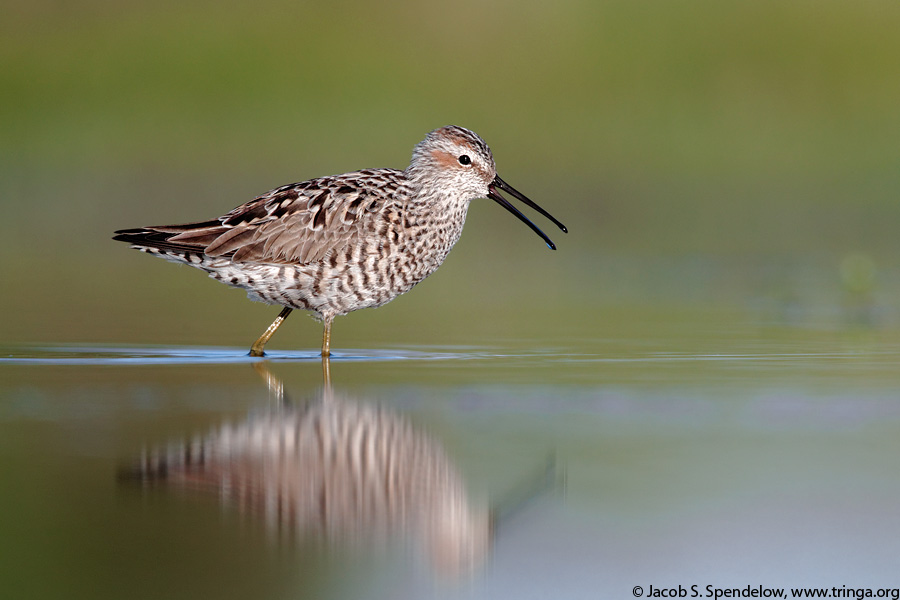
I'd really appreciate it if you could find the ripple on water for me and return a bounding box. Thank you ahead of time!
[0,345,510,366]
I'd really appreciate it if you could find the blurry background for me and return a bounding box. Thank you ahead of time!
[2,0,899,348]
[5,3,900,597]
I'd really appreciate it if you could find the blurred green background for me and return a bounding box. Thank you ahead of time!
[2,0,899,349]
[4,5,900,595]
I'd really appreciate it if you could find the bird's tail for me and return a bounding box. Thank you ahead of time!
[113,222,227,266]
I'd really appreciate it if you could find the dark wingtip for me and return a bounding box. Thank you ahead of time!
[112,228,148,242]
[113,228,185,250]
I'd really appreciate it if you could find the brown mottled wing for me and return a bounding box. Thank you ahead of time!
[163,169,404,265]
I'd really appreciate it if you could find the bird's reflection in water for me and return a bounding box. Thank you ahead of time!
[121,363,491,578]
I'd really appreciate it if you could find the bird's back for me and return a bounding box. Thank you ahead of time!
[113,167,467,319]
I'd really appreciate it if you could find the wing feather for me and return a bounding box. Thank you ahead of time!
[114,169,406,265]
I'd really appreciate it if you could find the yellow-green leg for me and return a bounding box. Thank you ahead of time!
[321,317,333,357]
[249,307,293,357]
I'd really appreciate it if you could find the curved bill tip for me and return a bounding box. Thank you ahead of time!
[487,187,557,250]
[493,176,567,234]
[487,176,566,249]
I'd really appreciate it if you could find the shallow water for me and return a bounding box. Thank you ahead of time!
[3,320,900,598]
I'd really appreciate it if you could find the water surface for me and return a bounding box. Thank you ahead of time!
[3,315,900,598]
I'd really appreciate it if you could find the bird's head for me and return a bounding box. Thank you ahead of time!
[407,126,567,249]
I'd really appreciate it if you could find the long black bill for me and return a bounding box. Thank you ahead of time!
[487,175,568,250]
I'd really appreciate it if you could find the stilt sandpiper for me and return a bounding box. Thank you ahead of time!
[113,126,567,356]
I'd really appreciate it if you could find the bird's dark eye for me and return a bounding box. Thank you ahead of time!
[458,154,471,166]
